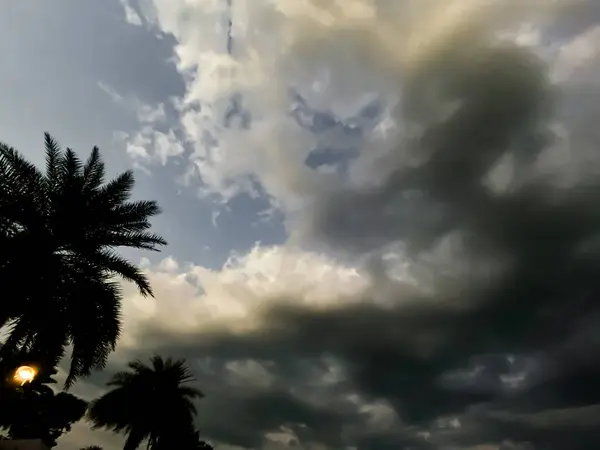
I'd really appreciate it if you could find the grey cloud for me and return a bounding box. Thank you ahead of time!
[121,300,519,447]
[309,41,552,255]
[439,404,600,450]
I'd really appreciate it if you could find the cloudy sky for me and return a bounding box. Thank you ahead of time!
[4,0,600,449]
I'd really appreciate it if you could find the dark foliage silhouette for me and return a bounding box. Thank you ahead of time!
[88,356,205,450]
[154,427,213,450]
[0,351,87,447]
[0,133,166,386]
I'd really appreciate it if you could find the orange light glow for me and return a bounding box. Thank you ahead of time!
[14,365,36,385]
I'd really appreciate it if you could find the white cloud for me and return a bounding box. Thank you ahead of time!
[97,81,124,103]
[104,96,184,170]
[111,1,399,206]
[119,245,371,344]
[157,255,180,272]
[97,82,167,125]
[137,102,166,124]
[119,0,143,26]
[552,25,600,83]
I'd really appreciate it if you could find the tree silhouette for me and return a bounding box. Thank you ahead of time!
[80,446,103,450]
[154,427,213,450]
[88,356,205,450]
[0,133,166,386]
[0,351,87,447]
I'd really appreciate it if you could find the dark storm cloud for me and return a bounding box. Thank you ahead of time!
[303,14,600,445]
[439,404,600,450]
[311,40,554,254]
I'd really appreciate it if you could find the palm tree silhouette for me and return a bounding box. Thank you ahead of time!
[154,427,213,450]
[88,356,205,450]
[0,133,166,386]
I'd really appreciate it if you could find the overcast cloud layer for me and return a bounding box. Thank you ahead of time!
[5,0,600,449]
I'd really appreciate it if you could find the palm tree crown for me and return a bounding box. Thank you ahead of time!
[0,133,166,386]
[88,356,204,450]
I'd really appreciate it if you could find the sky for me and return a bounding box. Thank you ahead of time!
[3,0,600,449]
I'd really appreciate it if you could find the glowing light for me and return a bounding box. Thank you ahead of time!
[14,365,36,385]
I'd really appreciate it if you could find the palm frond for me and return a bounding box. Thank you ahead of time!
[123,428,147,450]
[44,132,62,189]
[111,200,163,222]
[97,171,135,205]
[95,200,165,238]
[88,388,135,432]
[83,147,106,191]
[105,231,167,251]
[91,249,153,296]
[150,355,168,372]
[178,386,205,400]
[60,148,84,181]
[0,142,47,223]
[105,372,136,387]
[64,278,122,389]
[27,325,69,374]
[0,143,46,196]
[179,396,199,417]
[126,359,151,375]
[0,318,32,356]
